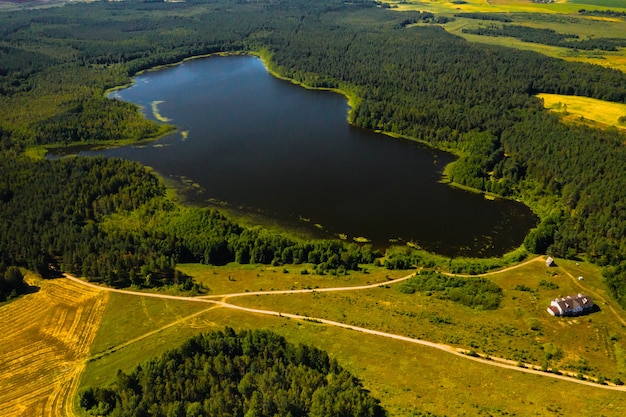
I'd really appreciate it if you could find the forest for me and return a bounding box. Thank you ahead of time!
[0,0,625,305]
[79,328,386,417]
[0,152,376,288]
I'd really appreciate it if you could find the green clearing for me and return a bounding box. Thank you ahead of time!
[176,263,394,295]
[538,93,626,130]
[88,293,211,357]
[80,257,626,416]
[81,296,226,390]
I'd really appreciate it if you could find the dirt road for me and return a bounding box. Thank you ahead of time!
[64,266,626,392]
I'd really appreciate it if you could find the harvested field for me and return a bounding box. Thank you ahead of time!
[0,278,108,417]
[538,93,626,131]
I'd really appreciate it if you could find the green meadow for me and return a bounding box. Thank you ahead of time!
[80,257,626,416]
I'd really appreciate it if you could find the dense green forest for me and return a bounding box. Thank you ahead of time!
[79,328,386,417]
[0,152,376,287]
[0,0,625,305]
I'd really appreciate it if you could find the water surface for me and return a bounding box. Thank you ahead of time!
[80,55,536,256]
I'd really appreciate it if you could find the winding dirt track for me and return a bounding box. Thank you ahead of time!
[63,257,626,393]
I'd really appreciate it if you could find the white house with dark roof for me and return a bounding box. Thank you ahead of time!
[547,294,594,316]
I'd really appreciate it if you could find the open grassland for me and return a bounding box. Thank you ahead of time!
[232,258,626,382]
[2,260,621,416]
[80,297,626,416]
[1,261,624,416]
[176,262,390,295]
[445,17,626,73]
[538,93,626,130]
[82,292,217,389]
[75,257,626,416]
[277,321,626,417]
[387,0,625,14]
[0,276,108,417]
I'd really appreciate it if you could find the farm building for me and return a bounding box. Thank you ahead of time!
[547,294,594,316]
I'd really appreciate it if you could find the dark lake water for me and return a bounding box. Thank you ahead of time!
[70,55,537,256]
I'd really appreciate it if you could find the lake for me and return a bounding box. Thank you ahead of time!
[76,55,536,257]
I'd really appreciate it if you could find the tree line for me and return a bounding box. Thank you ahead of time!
[462,24,626,52]
[578,9,626,18]
[455,12,512,22]
[79,328,386,417]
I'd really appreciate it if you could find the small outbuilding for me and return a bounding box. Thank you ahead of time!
[547,294,594,317]
[545,256,555,267]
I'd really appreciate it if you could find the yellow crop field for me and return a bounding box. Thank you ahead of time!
[0,277,109,417]
[387,0,600,15]
[538,93,626,130]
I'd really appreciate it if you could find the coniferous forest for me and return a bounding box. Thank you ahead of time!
[0,0,625,305]
[79,328,387,417]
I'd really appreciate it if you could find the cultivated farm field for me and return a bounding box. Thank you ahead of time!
[0,276,108,417]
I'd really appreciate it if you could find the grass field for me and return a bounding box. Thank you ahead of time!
[2,259,624,416]
[80,306,626,416]
[176,262,391,295]
[384,0,626,73]
[81,292,216,389]
[0,275,108,417]
[72,257,626,416]
[233,258,626,381]
[538,93,626,130]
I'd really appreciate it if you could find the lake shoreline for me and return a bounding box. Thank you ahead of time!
[80,51,537,258]
[102,49,527,209]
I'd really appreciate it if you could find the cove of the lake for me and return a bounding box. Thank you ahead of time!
[69,55,537,257]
